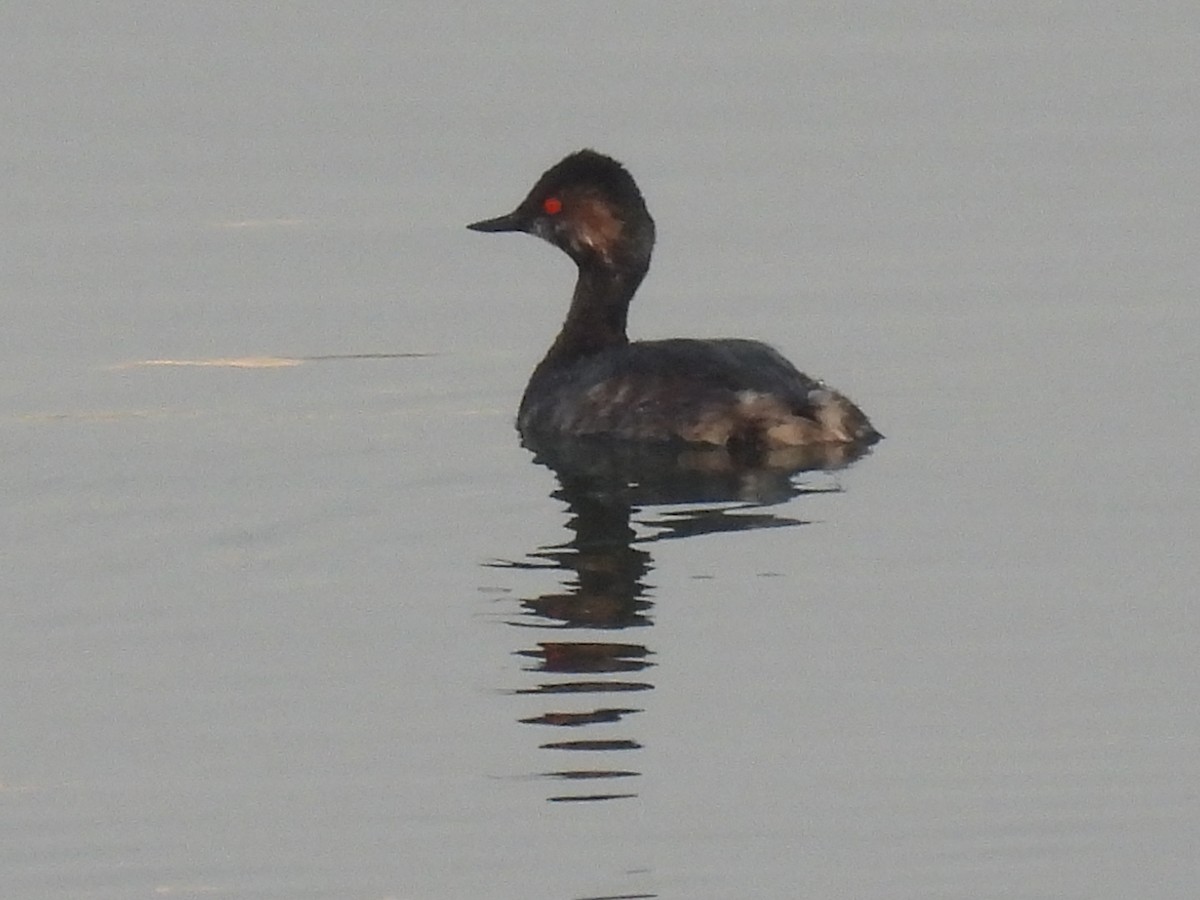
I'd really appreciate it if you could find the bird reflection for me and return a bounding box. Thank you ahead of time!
[490,435,875,803]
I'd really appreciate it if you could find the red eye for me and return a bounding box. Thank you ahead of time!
[542,196,563,215]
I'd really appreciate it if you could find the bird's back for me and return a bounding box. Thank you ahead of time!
[519,338,879,448]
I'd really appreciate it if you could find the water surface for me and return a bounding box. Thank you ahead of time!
[4,4,1198,899]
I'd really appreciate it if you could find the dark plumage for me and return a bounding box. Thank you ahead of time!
[468,150,880,450]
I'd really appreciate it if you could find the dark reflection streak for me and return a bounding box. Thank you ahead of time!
[514,681,653,695]
[521,709,640,726]
[550,794,639,804]
[506,619,647,631]
[541,739,641,751]
[488,559,570,571]
[520,642,652,673]
[498,433,877,805]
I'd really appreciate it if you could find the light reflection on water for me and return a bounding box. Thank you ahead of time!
[490,438,877,805]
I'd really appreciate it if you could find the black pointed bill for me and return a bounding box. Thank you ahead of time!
[466,210,526,233]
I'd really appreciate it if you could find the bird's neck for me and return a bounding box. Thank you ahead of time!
[537,264,646,368]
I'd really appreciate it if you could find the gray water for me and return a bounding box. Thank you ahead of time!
[4,5,1199,899]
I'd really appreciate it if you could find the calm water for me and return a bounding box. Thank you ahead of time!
[4,5,1198,899]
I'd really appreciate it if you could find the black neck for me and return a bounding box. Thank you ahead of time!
[537,263,646,369]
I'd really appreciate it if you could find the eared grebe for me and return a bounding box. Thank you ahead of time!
[468,150,880,450]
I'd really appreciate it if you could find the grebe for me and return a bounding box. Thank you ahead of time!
[468,150,880,451]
